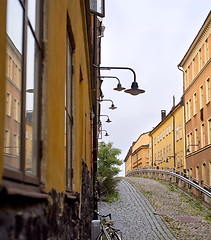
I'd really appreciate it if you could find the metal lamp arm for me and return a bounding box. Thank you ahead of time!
[94,64,137,82]
[97,76,121,84]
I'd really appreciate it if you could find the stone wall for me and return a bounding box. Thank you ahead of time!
[0,163,93,240]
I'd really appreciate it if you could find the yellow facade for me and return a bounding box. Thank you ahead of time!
[132,132,150,169]
[124,147,132,174]
[42,0,93,192]
[149,104,185,170]
[0,0,94,196]
[125,132,150,173]
[0,0,101,237]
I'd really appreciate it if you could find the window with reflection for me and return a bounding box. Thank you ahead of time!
[4,0,42,181]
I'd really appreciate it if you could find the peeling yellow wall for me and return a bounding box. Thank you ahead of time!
[0,0,7,181]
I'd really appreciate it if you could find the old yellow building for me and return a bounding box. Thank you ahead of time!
[125,132,150,174]
[0,0,103,238]
[124,146,133,174]
[149,103,185,170]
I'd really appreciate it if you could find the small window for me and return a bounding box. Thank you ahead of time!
[176,126,179,141]
[179,123,183,139]
[200,85,204,109]
[201,123,205,148]
[206,78,210,104]
[208,119,211,145]
[4,129,10,154]
[198,48,202,70]
[6,92,11,116]
[193,93,197,116]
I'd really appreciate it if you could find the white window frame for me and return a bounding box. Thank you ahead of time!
[6,92,12,116]
[206,78,210,104]
[201,123,205,148]
[193,92,197,116]
[208,118,211,145]
[200,85,204,109]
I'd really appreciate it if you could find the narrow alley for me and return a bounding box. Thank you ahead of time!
[99,177,211,240]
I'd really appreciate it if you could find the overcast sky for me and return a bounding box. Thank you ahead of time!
[99,0,211,175]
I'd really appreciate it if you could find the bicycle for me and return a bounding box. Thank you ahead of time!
[95,211,122,240]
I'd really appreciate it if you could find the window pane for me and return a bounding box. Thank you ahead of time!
[28,0,36,30]
[6,0,23,53]
[25,27,37,175]
[90,0,104,16]
[4,0,23,169]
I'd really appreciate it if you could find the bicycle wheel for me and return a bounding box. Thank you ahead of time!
[110,232,121,240]
[96,231,121,240]
[96,231,108,240]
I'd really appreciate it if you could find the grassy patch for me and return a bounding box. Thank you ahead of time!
[101,192,119,203]
[205,213,211,222]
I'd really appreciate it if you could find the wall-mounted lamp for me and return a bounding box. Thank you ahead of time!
[98,130,109,139]
[94,65,145,96]
[26,89,34,93]
[98,99,117,110]
[97,76,125,91]
[100,115,112,123]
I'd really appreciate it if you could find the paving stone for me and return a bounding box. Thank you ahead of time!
[98,177,211,240]
[98,178,177,240]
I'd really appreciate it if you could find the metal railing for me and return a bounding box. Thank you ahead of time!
[126,167,211,204]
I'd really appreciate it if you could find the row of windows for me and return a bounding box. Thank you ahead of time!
[187,162,211,186]
[154,124,172,144]
[176,123,183,141]
[132,150,149,164]
[154,122,183,145]
[186,78,210,122]
[187,118,211,152]
[184,38,209,89]
[7,54,22,89]
[154,144,172,161]
[4,130,19,156]
[6,92,21,122]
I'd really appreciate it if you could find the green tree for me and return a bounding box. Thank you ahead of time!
[97,141,122,195]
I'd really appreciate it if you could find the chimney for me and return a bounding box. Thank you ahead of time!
[161,110,166,121]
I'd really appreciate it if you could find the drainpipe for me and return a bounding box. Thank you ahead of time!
[170,112,176,168]
[93,14,98,220]
[178,66,187,170]
[178,66,185,94]
[151,135,154,167]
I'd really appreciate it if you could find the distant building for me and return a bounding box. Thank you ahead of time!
[149,102,185,170]
[124,146,133,174]
[124,132,150,174]
[178,12,211,185]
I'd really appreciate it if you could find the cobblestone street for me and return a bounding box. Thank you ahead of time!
[98,177,211,240]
